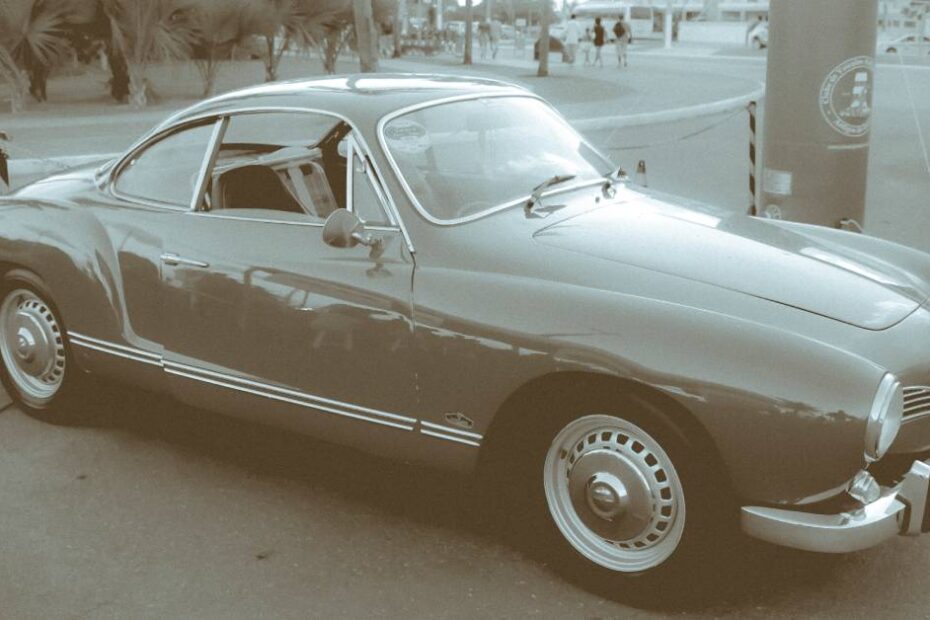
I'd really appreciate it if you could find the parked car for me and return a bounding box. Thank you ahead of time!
[879,33,930,55]
[3,74,930,590]
[533,35,566,60]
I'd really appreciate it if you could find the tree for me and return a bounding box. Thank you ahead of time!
[463,0,472,65]
[190,0,255,97]
[0,0,74,108]
[536,0,549,76]
[249,0,315,82]
[392,0,403,58]
[103,0,197,107]
[352,0,377,72]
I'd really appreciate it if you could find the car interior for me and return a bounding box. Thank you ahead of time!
[203,121,353,221]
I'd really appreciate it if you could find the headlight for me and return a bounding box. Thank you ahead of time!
[865,373,903,462]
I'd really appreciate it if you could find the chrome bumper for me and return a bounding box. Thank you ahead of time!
[740,459,930,553]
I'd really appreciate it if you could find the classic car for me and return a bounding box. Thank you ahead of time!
[2,74,930,588]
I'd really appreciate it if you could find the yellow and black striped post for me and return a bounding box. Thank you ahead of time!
[748,101,757,216]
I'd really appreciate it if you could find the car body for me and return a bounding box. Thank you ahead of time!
[2,74,930,584]
[879,33,930,55]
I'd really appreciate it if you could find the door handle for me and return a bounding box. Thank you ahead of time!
[160,253,209,268]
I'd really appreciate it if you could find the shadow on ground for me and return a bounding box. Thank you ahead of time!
[47,381,865,614]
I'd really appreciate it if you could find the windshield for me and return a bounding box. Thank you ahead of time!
[381,96,612,223]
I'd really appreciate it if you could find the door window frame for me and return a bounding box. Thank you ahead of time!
[107,106,415,253]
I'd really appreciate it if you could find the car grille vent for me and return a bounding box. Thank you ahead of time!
[903,386,930,418]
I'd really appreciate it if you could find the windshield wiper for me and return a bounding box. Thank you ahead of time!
[525,174,576,215]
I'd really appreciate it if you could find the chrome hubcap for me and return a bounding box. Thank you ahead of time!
[544,415,686,573]
[0,289,66,404]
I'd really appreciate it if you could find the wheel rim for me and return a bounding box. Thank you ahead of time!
[0,289,66,404]
[543,414,686,573]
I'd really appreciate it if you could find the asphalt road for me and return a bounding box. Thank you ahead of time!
[4,51,930,618]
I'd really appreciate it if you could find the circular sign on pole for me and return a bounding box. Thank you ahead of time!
[818,55,874,138]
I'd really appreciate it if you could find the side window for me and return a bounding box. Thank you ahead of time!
[350,152,392,227]
[115,122,216,207]
[208,111,349,221]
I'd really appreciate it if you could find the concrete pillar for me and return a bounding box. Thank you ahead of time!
[760,0,879,229]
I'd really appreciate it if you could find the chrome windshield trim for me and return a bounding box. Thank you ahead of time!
[190,117,229,212]
[376,93,614,227]
[109,105,415,253]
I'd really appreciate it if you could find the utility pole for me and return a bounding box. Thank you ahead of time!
[760,0,879,229]
[436,0,443,30]
[465,0,474,64]
[538,0,550,76]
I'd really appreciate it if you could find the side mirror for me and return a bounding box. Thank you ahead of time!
[322,209,384,258]
[322,209,363,248]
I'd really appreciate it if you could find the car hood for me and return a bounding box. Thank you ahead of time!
[532,189,929,330]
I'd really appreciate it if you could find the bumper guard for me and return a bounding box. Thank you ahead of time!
[740,459,930,553]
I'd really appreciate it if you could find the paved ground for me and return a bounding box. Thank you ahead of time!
[3,45,930,618]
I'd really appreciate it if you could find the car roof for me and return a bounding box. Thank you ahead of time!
[157,73,530,132]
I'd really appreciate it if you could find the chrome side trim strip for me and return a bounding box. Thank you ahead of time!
[70,334,481,447]
[164,360,416,426]
[419,428,482,448]
[164,364,415,432]
[69,332,163,366]
[420,420,483,441]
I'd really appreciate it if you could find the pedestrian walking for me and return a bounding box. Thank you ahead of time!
[478,20,491,60]
[593,17,606,68]
[490,19,502,59]
[613,17,630,67]
[745,15,764,47]
[581,27,593,66]
[564,13,582,66]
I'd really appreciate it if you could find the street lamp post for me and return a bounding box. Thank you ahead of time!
[760,0,879,229]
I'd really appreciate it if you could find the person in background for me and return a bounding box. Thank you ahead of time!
[746,15,764,46]
[613,16,630,67]
[490,18,502,59]
[593,16,606,68]
[581,27,593,66]
[564,13,582,66]
[478,20,491,60]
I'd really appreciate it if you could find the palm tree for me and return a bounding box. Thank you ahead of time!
[0,0,74,109]
[103,0,197,107]
[190,0,255,97]
[352,0,377,72]
[248,0,316,82]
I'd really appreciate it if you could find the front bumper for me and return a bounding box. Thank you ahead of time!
[740,459,930,553]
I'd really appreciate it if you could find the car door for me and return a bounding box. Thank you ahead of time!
[74,119,220,391]
[160,110,418,445]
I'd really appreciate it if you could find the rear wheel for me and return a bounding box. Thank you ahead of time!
[0,278,84,420]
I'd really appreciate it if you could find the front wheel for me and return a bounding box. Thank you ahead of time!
[503,391,734,597]
[0,279,85,421]
[543,414,687,574]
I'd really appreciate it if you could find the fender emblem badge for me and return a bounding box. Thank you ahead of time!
[444,412,474,430]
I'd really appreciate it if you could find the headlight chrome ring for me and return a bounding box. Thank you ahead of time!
[865,373,903,463]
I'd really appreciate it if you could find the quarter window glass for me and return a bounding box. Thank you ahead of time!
[115,123,215,206]
[352,154,390,226]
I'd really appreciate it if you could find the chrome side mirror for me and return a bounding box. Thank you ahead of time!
[322,209,384,257]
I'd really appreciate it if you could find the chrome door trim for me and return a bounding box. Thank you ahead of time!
[69,332,163,367]
[191,117,229,212]
[70,332,484,447]
[160,253,209,268]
